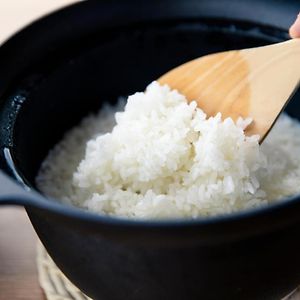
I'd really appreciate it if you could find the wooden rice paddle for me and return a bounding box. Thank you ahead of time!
[158,39,300,143]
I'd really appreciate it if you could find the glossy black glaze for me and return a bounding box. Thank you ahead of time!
[1,1,300,299]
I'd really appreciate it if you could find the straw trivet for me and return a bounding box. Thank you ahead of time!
[37,243,91,300]
[37,243,300,300]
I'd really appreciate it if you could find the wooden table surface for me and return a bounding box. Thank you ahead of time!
[0,208,45,300]
[0,2,78,299]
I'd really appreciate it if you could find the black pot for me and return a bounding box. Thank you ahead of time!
[1,1,300,299]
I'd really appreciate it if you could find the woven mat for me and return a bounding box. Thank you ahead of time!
[37,243,299,300]
[37,243,91,300]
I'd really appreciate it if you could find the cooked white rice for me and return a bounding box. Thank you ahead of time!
[36,82,300,219]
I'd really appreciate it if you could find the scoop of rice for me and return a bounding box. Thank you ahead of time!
[36,82,300,219]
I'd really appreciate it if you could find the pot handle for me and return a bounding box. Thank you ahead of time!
[0,170,40,206]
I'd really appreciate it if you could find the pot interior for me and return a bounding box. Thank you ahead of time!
[1,18,295,192]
